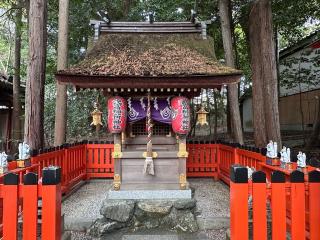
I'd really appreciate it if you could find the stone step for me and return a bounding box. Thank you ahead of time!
[122,235,179,240]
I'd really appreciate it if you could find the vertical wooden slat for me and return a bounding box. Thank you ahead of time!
[252,171,267,240]
[290,171,306,240]
[3,173,19,240]
[308,171,320,240]
[271,171,286,240]
[199,144,205,172]
[233,148,239,164]
[230,166,249,240]
[23,173,38,240]
[42,168,62,240]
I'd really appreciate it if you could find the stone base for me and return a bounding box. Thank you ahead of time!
[87,198,198,237]
[108,189,192,200]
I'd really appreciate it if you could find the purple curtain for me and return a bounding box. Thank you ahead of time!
[127,97,172,124]
[127,98,147,123]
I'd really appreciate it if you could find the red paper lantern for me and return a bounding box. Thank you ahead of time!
[107,97,127,133]
[171,97,191,135]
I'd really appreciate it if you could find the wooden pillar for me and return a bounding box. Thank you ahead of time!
[113,133,122,190]
[178,136,187,189]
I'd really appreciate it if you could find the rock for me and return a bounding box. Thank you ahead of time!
[162,208,198,233]
[135,200,173,220]
[173,198,196,210]
[143,218,161,229]
[100,199,135,223]
[87,218,127,237]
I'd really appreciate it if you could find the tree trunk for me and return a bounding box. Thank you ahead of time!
[54,0,69,146]
[12,0,23,153]
[219,0,244,144]
[24,0,47,150]
[248,0,282,147]
[123,0,132,19]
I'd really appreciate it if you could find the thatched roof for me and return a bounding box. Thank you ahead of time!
[59,33,241,77]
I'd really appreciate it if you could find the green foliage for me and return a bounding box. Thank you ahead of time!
[1,0,320,143]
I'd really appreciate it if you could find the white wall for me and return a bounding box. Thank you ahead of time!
[280,46,320,97]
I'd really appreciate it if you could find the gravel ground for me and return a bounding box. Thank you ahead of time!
[189,178,230,218]
[204,229,227,240]
[63,178,229,240]
[62,179,113,219]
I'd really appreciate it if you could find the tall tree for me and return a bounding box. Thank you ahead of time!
[11,0,23,152]
[54,0,69,146]
[219,0,244,144]
[248,0,281,147]
[24,0,47,150]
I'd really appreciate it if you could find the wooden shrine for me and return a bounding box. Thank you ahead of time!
[55,21,241,195]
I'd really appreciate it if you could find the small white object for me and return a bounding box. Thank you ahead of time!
[0,152,8,168]
[297,151,307,168]
[19,142,30,160]
[280,146,290,163]
[266,140,278,158]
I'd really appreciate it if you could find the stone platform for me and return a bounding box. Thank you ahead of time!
[108,189,192,200]
[88,198,198,238]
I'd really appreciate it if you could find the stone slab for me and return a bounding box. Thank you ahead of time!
[122,235,179,240]
[108,189,192,200]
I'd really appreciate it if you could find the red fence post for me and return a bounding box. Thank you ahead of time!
[230,166,248,240]
[252,171,267,240]
[271,171,286,240]
[308,170,320,240]
[41,167,62,240]
[22,173,38,240]
[290,170,306,240]
[3,173,19,240]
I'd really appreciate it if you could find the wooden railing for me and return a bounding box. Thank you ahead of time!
[186,144,218,179]
[217,144,235,183]
[31,143,87,194]
[1,169,61,240]
[1,141,319,239]
[230,166,320,240]
[86,143,114,179]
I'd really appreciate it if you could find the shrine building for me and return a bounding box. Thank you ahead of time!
[55,21,241,197]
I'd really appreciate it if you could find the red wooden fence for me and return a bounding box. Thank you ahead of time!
[86,144,114,179]
[186,144,218,179]
[1,169,61,240]
[217,144,235,184]
[1,142,318,239]
[230,166,320,240]
[30,144,87,193]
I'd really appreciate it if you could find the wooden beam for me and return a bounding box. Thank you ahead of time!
[56,73,241,89]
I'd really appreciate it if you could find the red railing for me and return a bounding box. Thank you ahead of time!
[186,144,218,179]
[1,170,61,240]
[1,142,319,239]
[31,144,87,194]
[217,144,235,184]
[230,167,320,240]
[86,144,114,179]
